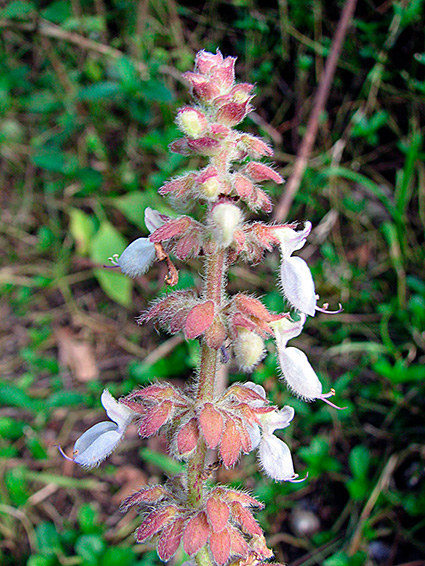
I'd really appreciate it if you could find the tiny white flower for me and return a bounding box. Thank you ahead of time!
[259,433,295,482]
[280,256,316,317]
[59,390,135,469]
[110,208,167,278]
[247,403,301,482]
[278,347,323,401]
[243,381,267,402]
[274,222,316,316]
[277,346,345,409]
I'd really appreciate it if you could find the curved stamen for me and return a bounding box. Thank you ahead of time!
[57,445,75,463]
[289,472,308,483]
[107,254,120,267]
[316,302,343,314]
[320,389,347,410]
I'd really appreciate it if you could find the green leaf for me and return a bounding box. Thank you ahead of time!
[373,358,425,383]
[46,390,85,407]
[4,466,30,506]
[78,504,99,534]
[75,168,104,192]
[69,208,95,255]
[0,383,39,412]
[90,222,132,307]
[100,547,135,566]
[27,555,57,566]
[349,445,370,479]
[35,522,63,556]
[139,79,174,102]
[113,192,172,229]
[25,435,48,460]
[0,417,26,440]
[2,1,35,18]
[78,82,121,102]
[116,57,141,94]
[41,0,71,23]
[75,534,105,563]
[32,151,67,174]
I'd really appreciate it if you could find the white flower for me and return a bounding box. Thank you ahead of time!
[249,405,300,482]
[115,237,156,278]
[274,222,316,317]
[110,208,166,278]
[271,317,345,408]
[59,390,135,469]
[277,346,322,401]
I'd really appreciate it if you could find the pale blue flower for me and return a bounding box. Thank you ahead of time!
[60,390,134,469]
[109,207,166,278]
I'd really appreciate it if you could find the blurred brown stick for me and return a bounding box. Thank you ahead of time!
[273,0,358,222]
[0,18,182,82]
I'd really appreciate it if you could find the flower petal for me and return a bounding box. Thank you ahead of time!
[74,425,124,469]
[101,390,134,432]
[273,222,311,257]
[144,207,167,233]
[247,423,261,450]
[117,237,156,278]
[243,381,267,400]
[258,434,295,481]
[270,315,306,350]
[259,406,295,435]
[280,256,316,316]
[278,347,322,400]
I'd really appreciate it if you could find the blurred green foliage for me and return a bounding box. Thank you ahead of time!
[1,0,425,565]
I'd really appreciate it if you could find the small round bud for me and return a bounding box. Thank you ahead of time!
[234,327,265,371]
[176,107,208,138]
[200,176,221,199]
[211,202,243,247]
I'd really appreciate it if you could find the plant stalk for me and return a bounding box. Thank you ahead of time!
[186,248,228,566]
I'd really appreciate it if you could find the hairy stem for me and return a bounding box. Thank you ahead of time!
[186,249,228,566]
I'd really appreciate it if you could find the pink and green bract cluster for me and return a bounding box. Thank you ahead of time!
[63,49,343,566]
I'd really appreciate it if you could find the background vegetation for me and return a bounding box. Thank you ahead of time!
[1,1,424,565]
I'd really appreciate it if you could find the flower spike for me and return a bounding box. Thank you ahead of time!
[67,48,346,565]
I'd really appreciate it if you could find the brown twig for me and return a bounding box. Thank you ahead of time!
[273,0,358,221]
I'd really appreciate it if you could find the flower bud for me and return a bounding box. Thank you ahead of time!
[198,167,221,199]
[211,202,243,247]
[176,107,208,138]
[234,327,265,371]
